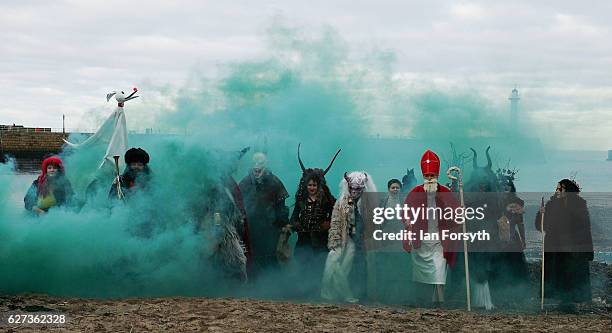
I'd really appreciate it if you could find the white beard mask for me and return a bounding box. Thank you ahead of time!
[423,178,438,193]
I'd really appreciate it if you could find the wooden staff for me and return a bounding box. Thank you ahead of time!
[447,166,470,311]
[113,155,124,200]
[540,196,545,311]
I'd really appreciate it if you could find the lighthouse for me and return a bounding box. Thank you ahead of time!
[509,87,520,133]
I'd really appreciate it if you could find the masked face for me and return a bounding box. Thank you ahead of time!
[477,180,494,192]
[423,173,438,193]
[251,152,267,180]
[307,179,318,196]
[349,185,364,199]
[253,167,265,179]
[46,164,59,178]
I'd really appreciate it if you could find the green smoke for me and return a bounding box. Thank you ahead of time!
[0,22,560,299]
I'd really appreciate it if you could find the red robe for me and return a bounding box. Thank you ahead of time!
[402,184,460,267]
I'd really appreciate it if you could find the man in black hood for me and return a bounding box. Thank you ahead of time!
[238,152,289,278]
[109,147,152,199]
[536,178,593,313]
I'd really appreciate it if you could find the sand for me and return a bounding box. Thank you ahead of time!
[1,294,611,333]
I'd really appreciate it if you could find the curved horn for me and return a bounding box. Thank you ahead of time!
[297,143,306,173]
[344,172,350,183]
[485,146,492,169]
[364,172,368,182]
[470,148,478,169]
[238,146,251,160]
[323,149,342,176]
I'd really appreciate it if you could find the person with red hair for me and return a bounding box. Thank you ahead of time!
[24,156,74,215]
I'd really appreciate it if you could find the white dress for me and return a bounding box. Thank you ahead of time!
[411,192,447,285]
[321,237,356,301]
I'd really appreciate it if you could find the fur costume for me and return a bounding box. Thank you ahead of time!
[321,171,377,302]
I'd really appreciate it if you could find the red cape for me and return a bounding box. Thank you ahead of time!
[402,184,460,267]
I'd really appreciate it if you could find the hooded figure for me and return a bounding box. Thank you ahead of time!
[403,150,460,307]
[221,147,253,276]
[24,156,74,214]
[321,171,377,303]
[238,152,289,277]
[289,145,339,298]
[195,180,248,282]
[109,147,152,199]
[462,146,504,310]
[536,179,593,312]
[492,168,530,305]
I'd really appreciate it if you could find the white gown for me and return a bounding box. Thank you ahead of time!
[321,237,356,302]
[411,192,447,285]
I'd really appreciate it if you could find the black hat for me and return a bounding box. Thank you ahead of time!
[125,148,150,164]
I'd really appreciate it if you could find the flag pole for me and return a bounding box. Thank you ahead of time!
[540,196,546,311]
[448,166,470,311]
[113,155,124,200]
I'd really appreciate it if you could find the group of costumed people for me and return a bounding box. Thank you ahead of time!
[24,148,151,216]
[22,146,594,312]
[19,89,594,310]
[276,147,592,312]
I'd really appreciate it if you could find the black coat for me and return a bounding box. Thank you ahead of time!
[536,194,593,302]
[108,168,152,200]
[238,170,289,267]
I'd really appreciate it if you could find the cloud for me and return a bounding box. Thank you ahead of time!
[451,3,486,20]
[0,1,611,149]
[554,13,606,37]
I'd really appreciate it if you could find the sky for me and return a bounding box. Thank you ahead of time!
[1,1,611,150]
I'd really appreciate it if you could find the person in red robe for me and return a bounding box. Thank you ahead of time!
[403,149,459,307]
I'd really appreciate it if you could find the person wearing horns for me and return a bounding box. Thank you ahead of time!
[536,179,593,313]
[289,145,340,298]
[25,156,74,215]
[492,168,530,305]
[108,147,152,199]
[461,146,503,310]
[403,150,460,307]
[238,152,289,277]
[321,171,377,303]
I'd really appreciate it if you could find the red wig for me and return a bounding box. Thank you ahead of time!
[37,157,64,196]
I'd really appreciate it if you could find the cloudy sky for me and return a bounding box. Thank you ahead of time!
[1,1,611,149]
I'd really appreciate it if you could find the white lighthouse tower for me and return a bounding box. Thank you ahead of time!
[509,86,520,133]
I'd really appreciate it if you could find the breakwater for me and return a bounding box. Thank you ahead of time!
[0,125,69,172]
